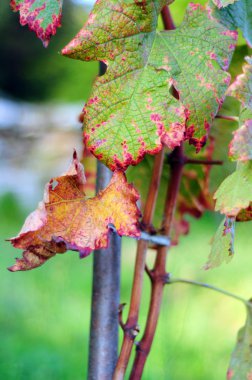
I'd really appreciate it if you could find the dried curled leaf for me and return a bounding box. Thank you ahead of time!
[10,0,63,47]
[9,151,140,272]
[204,216,235,270]
[227,304,252,380]
[62,1,236,170]
[214,162,252,218]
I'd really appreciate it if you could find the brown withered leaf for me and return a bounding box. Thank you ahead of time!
[9,151,140,272]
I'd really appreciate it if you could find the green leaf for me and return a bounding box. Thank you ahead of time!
[212,0,238,8]
[10,0,63,47]
[204,217,235,270]
[62,1,236,170]
[227,304,252,380]
[214,161,252,217]
[211,0,252,47]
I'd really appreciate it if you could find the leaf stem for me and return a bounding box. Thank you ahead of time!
[88,62,121,380]
[161,5,176,30]
[129,7,182,378]
[113,150,165,380]
[185,158,223,166]
[215,114,239,122]
[167,277,252,308]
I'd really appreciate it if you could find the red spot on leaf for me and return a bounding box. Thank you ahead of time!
[221,30,238,40]
[150,113,162,122]
[88,96,100,105]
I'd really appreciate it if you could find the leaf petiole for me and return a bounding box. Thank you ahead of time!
[167,277,252,308]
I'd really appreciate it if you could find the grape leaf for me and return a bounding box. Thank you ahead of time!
[229,120,252,161]
[10,0,63,47]
[8,151,140,272]
[208,55,252,268]
[228,56,252,109]
[62,1,236,170]
[211,0,252,47]
[227,304,252,380]
[212,0,238,8]
[214,161,252,218]
[204,216,235,270]
[228,57,252,161]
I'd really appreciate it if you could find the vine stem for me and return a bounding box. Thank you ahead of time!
[127,7,181,378]
[113,6,177,379]
[185,158,223,166]
[215,114,239,122]
[167,278,252,308]
[129,144,184,379]
[113,150,165,380]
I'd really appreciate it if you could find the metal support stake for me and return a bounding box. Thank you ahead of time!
[88,62,122,380]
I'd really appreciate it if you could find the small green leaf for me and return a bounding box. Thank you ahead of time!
[227,304,252,380]
[10,0,63,46]
[214,162,252,217]
[204,217,235,270]
[62,1,236,170]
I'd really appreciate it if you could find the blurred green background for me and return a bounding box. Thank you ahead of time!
[0,0,252,379]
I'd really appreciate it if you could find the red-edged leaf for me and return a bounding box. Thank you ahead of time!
[229,120,252,162]
[62,1,236,170]
[227,57,252,162]
[228,56,252,110]
[8,151,140,271]
[10,0,63,47]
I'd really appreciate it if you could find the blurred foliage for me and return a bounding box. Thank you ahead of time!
[0,0,97,102]
[1,193,252,380]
